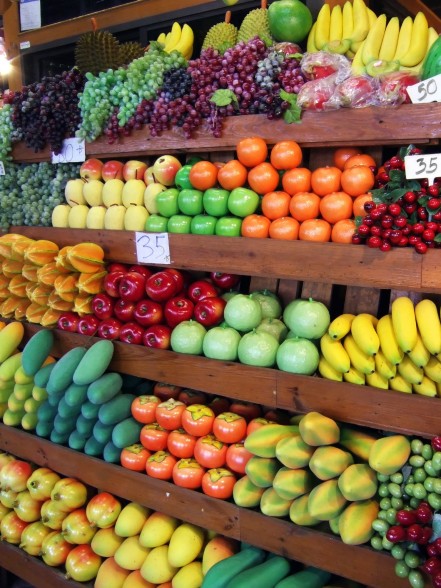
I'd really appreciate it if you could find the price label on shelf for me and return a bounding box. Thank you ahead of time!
[51,138,86,164]
[0,162,5,176]
[405,153,441,186]
[135,232,171,265]
[406,74,441,104]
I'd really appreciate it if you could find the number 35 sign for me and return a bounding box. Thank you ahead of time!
[135,232,171,265]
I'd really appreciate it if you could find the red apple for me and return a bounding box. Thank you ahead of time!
[187,279,218,304]
[128,264,153,279]
[210,272,241,290]
[119,322,145,345]
[103,271,126,299]
[145,270,178,302]
[80,158,103,181]
[133,299,164,327]
[92,292,115,320]
[164,296,195,328]
[97,318,123,340]
[193,296,226,327]
[142,324,172,349]
[77,315,100,336]
[152,155,182,186]
[114,299,136,323]
[119,272,147,302]
[144,166,155,185]
[57,312,81,333]
[107,263,128,274]
[101,160,124,181]
[122,160,148,181]
[166,268,189,294]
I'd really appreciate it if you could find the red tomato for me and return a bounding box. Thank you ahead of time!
[212,412,247,444]
[153,382,182,401]
[140,423,169,452]
[146,451,177,480]
[181,404,215,437]
[178,389,208,406]
[120,444,151,471]
[225,443,253,475]
[172,458,206,489]
[193,434,228,469]
[155,399,186,431]
[246,417,274,436]
[167,428,197,459]
[228,401,262,422]
[201,468,236,500]
[131,395,161,424]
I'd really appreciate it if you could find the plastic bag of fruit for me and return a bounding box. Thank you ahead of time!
[376,71,421,106]
[334,75,380,108]
[296,73,341,111]
[300,51,352,82]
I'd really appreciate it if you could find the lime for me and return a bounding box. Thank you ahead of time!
[268,0,313,43]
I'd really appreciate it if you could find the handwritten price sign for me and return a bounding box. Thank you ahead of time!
[0,162,5,176]
[405,153,441,186]
[51,138,86,164]
[135,232,171,265]
[407,74,441,104]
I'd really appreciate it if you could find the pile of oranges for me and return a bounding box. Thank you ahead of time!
[189,137,377,244]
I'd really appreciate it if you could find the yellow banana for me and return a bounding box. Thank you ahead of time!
[307,22,318,53]
[318,355,343,382]
[328,313,355,341]
[389,374,412,394]
[351,313,380,356]
[350,39,367,75]
[172,24,194,58]
[391,296,418,354]
[343,366,365,385]
[379,16,400,62]
[367,8,377,28]
[329,4,343,42]
[349,0,370,51]
[403,27,440,74]
[423,356,441,383]
[366,371,389,390]
[362,13,387,66]
[407,334,431,368]
[164,22,182,52]
[156,32,167,46]
[398,12,429,67]
[413,376,437,397]
[315,3,331,50]
[415,299,441,355]
[376,314,404,365]
[375,350,397,379]
[320,333,351,374]
[343,335,375,375]
[342,1,353,40]
[393,16,413,62]
[397,355,424,385]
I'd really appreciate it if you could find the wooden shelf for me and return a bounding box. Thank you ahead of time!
[0,424,412,588]
[10,104,441,163]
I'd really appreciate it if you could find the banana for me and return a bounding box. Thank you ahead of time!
[350,39,367,75]
[407,334,431,368]
[375,350,397,379]
[164,22,182,52]
[362,13,387,66]
[307,22,318,53]
[379,16,400,62]
[377,314,404,365]
[397,355,424,385]
[156,32,167,46]
[172,24,194,58]
[315,3,331,50]
[351,313,380,356]
[391,296,418,354]
[320,333,351,374]
[413,376,437,397]
[389,374,412,394]
[342,1,353,40]
[393,16,413,62]
[329,4,343,42]
[423,356,441,384]
[366,371,389,390]
[414,299,441,355]
[403,27,441,74]
[343,335,375,375]
[318,355,343,382]
[367,8,377,28]
[398,11,429,67]
[328,313,355,341]
[343,366,366,385]
[349,0,370,51]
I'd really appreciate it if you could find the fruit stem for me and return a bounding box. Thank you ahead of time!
[261,0,267,9]
[91,17,98,33]
[225,10,232,24]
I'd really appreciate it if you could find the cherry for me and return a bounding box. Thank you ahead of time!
[434,537,441,555]
[406,523,424,542]
[394,216,408,229]
[370,209,384,221]
[381,217,393,229]
[411,222,425,235]
[408,235,421,246]
[389,230,403,244]
[396,509,418,526]
[363,216,374,227]
[380,240,392,252]
[410,147,423,155]
[421,178,429,188]
[418,207,429,220]
[367,236,382,248]
[364,201,376,213]
[426,240,436,248]
[404,191,417,203]
[431,436,441,452]
[382,229,392,239]
[423,229,436,242]
[370,226,382,237]
[428,185,440,196]
[386,525,407,543]
[418,526,433,545]
[433,212,441,221]
[427,197,441,210]
[383,160,391,172]
[433,571,441,588]
[388,203,402,216]
[357,225,370,237]
[377,171,390,183]
[389,155,403,169]
[402,226,411,236]
[415,241,428,254]
[416,504,433,524]
[376,203,388,214]
[427,542,439,558]
[398,236,409,247]
[351,235,362,245]
[422,556,441,577]
[404,203,417,215]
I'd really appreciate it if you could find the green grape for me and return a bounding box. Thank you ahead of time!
[395,561,410,579]
[385,508,397,524]
[382,535,394,550]
[408,570,425,588]
[424,460,438,477]
[391,497,404,510]
[370,535,383,550]
[390,472,404,484]
[378,482,390,497]
[412,482,427,500]
[377,473,390,483]
[422,443,434,461]
[391,544,406,559]
[387,482,403,498]
[409,454,425,468]
[404,550,422,569]
[372,518,390,535]
[379,497,391,510]
[410,438,423,455]
[413,467,427,483]
[0,104,14,161]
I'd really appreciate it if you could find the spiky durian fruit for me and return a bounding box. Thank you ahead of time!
[117,42,145,66]
[75,28,120,75]
[237,0,273,47]
[202,11,238,54]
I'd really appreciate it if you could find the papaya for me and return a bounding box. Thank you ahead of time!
[98,393,135,425]
[232,474,265,508]
[289,493,320,527]
[245,455,282,488]
[244,424,299,458]
[275,434,315,469]
[299,412,340,446]
[338,426,377,462]
[67,242,105,274]
[0,322,24,364]
[338,499,379,545]
[201,545,266,588]
[260,487,293,518]
[337,463,378,501]
[307,479,347,521]
[87,372,123,405]
[308,446,354,481]
[368,434,411,475]
[103,441,121,463]
[272,467,316,500]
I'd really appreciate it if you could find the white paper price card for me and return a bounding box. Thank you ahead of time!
[51,138,86,164]
[0,162,5,176]
[407,74,441,104]
[405,153,441,186]
[135,232,171,265]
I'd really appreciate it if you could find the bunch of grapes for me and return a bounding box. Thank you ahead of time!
[0,163,20,229]
[0,104,14,161]
[278,53,307,95]
[4,69,85,154]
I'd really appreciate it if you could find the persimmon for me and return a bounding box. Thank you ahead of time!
[341,165,375,197]
[217,159,248,190]
[261,191,291,220]
[310,166,342,197]
[247,162,280,195]
[299,219,332,242]
[236,137,268,168]
[289,191,320,222]
[270,140,303,170]
[241,214,271,238]
[333,147,363,170]
[353,193,373,217]
[282,167,312,195]
[189,161,218,191]
[319,191,353,224]
[343,153,377,171]
[331,219,357,243]
[269,217,300,240]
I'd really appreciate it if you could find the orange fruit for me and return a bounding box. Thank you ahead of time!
[241,214,271,238]
[270,140,303,170]
[353,193,373,217]
[310,166,342,197]
[261,191,291,220]
[343,153,377,171]
[269,217,300,240]
[299,219,332,242]
[341,165,375,197]
[319,191,353,224]
[333,147,363,171]
[189,161,218,191]
[236,137,268,168]
[331,219,357,243]
[289,191,320,222]
[247,162,280,195]
[282,167,312,195]
[217,160,248,190]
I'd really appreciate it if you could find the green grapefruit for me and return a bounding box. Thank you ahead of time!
[268,0,313,44]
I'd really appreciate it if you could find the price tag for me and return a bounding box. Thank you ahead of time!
[51,138,86,164]
[135,232,171,265]
[405,153,441,186]
[407,74,441,104]
[0,162,5,176]
[19,41,31,50]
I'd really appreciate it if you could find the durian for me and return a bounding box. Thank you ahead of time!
[117,41,144,66]
[237,0,273,47]
[202,11,238,54]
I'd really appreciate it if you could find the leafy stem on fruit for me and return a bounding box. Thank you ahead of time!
[371,169,421,209]
[210,89,239,108]
[279,90,301,124]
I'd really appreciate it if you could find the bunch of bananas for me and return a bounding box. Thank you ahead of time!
[319,296,441,397]
[156,22,194,60]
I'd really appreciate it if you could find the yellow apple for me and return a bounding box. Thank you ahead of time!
[144,183,166,214]
[104,206,126,230]
[124,205,149,231]
[65,179,86,206]
[83,179,104,207]
[68,205,89,229]
[52,204,71,228]
[86,206,106,229]
[122,179,146,207]
[102,179,125,207]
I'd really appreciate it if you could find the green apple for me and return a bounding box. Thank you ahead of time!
[171,320,207,355]
[202,324,241,361]
[283,298,330,339]
[156,188,180,218]
[104,205,126,230]
[51,204,70,228]
[167,214,192,234]
[276,337,320,375]
[228,187,260,218]
[145,214,169,233]
[144,183,166,214]
[174,164,193,190]
[83,179,104,207]
[256,317,288,342]
[65,178,86,206]
[250,290,283,319]
[102,179,124,207]
[122,179,146,207]
[203,188,230,217]
[178,189,204,216]
[124,205,149,231]
[190,214,217,235]
[68,204,89,228]
[215,216,242,237]
[224,294,262,332]
[238,330,279,367]
[86,206,106,229]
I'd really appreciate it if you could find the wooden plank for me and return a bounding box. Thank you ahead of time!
[421,251,441,293]
[343,286,381,315]
[300,282,334,306]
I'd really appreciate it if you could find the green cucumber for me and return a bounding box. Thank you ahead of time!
[98,393,135,426]
[274,567,331,588]
[21,329,54,377]
[57,396,81,419]
[226,555,291,588]
[34,362,56,388]
[68,430,88,451]
[202,546,266,588]
[103,441,122,463]
[46,347,87,395]
[64,383,88,408]
[87,372,123,405]
[73,340,115,386]
[81,401,101,420]
[76,414,97,436]
[111,417,143,449]
[92,420,113,445]
[84,436,105,457]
